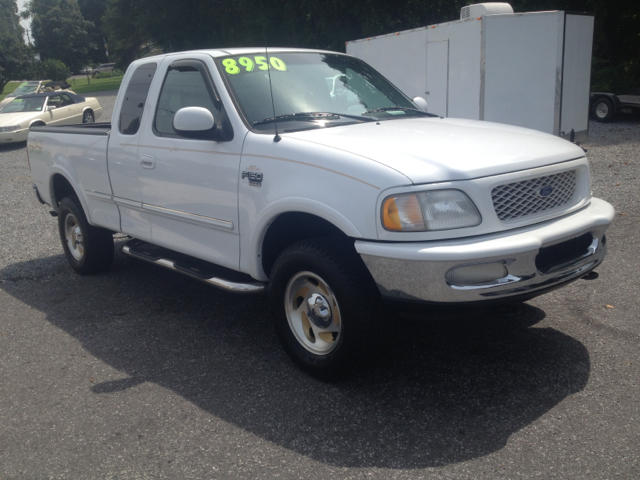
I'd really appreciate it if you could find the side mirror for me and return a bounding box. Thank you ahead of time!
[173,106,216,139]
[412,96,429,112]
[47,105,56,111]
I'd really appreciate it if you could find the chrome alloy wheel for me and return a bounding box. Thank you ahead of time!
[64,212,84,261]
[284,271,342,355]
[595,102,609,119]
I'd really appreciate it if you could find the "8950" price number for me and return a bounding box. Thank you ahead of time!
[222,56,287,75]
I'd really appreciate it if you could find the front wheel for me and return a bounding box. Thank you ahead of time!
[268,238,382,380]
[58,196,114,275]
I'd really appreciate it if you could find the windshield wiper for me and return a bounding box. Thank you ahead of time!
[253,111,377,126]
[364,106,438,117]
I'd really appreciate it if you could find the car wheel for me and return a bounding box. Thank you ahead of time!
[268,237,382,381]
[58,196,114,275]
[592,98,615,122]
[82,111,94,123]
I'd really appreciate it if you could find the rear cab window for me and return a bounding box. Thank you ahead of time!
[119,63,157,135]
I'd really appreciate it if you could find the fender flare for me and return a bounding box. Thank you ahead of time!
[47,166,93,225]
[246,197,365,281]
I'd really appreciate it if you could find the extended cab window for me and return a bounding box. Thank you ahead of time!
[119,63,157,135]
[154,64,219,137]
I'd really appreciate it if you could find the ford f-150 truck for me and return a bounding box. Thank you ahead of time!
[28,48,615,379]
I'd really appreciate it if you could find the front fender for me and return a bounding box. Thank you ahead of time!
[241,197,364,281]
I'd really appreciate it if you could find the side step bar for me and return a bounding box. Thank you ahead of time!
[122,239,266,294]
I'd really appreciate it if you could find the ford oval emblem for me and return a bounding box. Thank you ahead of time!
[539,186,554,197]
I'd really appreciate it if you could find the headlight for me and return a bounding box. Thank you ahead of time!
[0,126,20,132]
[382,189,481,231]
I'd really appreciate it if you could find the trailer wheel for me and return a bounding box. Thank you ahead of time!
[268,237,381,381]
[592,98,615,122]
[58,196,114,275]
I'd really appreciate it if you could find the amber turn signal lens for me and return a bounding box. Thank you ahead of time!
[383,197,402,230]
[382,195,424,231]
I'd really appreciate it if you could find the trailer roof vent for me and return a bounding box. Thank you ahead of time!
[461,3,514,20]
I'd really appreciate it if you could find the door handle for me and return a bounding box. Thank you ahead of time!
[139,154,156,169]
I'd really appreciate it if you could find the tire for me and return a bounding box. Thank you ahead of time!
[592,97,615,122]
[82,111,94,123]
[58,196,114,275]
[268,237,382,381]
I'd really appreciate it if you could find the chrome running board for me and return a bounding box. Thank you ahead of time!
[122,239,266,294]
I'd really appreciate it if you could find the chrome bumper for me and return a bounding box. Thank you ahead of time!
[356,198,615,303]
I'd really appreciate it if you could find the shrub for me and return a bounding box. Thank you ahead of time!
[42,59,71,81]
[93,69,124,79]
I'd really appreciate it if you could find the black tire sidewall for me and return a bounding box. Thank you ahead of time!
[58,196,114,275]
[268,238,379,379]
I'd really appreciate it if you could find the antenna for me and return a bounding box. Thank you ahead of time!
[265,47,281,142]
[259,0,281,142]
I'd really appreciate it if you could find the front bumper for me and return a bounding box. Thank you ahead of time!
[356,198,615,304]
[0,128,28,144]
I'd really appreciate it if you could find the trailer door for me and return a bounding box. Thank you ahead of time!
[426,40,449,116]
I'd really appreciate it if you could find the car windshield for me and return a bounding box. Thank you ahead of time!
[217,52,426,132]
[1,97,46,113]
[8,83,39,97]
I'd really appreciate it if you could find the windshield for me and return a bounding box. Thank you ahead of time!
[1,97,45,113]
[217,52,422,132]
[8,83,40,98]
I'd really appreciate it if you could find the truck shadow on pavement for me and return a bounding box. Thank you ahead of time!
[1,245,591,468]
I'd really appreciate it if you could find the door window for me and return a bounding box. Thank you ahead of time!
[59,94,74,107]
[154,64,218,137]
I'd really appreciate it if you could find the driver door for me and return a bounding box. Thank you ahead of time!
[136,56,242,270]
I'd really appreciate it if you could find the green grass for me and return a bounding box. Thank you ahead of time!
[1,81,21,101]
[66,75,123,94]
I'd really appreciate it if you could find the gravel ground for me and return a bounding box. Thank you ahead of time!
[0,98,638,479]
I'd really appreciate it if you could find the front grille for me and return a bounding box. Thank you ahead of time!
[492,170,577,221]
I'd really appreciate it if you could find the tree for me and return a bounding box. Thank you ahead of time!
[78,0,108,64]
[0,0,31,91]
[24,0,94,73]
[0,34,33,91]
[100,0,639,91]
[0,0,24,39]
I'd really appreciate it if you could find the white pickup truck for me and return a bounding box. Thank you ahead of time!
[28,48,614,379]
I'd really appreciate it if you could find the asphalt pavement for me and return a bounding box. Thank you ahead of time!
[0,96,638,479]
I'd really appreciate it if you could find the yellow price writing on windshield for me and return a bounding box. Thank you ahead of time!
[223,56,287,75]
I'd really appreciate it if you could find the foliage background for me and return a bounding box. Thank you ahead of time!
[100,0,639,93]
[1,0,639,93]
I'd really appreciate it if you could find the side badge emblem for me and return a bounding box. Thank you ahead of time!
[242,171,263,187]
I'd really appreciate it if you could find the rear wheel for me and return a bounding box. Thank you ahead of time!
[592,98,615,122]
[82,111,94,123]
[58,196,114,275]
[269,237,382,380]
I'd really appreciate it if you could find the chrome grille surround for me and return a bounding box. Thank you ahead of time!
[492,170,577,222]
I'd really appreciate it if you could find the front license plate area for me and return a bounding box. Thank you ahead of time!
[536,232,593,274]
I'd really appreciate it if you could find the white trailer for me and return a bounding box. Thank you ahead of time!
[346,3,595,141]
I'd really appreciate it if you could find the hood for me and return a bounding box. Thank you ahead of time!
[0,111,41,127]
[284,117,585,184]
